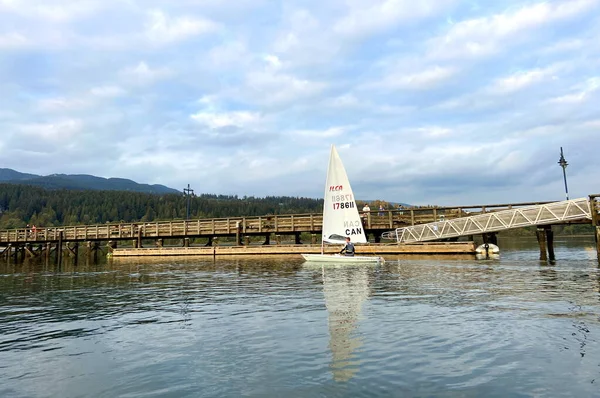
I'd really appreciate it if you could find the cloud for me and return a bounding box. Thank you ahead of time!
[119,62,172,85]
[89,85,127,98]
[1,0,599,205]
[191,110,262,129]
[429,0,599,60]
[0,32,29,49]
[18,119,84,140]
[144,9,219,44]
[334,0,456,38]
[487,67,558,95]
[547,77,600,104]
[366,65,457,91]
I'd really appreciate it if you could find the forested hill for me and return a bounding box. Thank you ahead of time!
[0,183,324,229]
[0,168,178,194]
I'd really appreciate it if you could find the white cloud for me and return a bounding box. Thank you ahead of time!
[1,0,599,203]
[0,32,29,49]
[144,9,218,44]
[291,126,352,139]
[37,97,89,112]
[18,119,83,140]
[119,62,171,85]
[324,94,362,109]
[369,65,456,91]
[334,0,456,38]
[429,0,599,60]
[90,85,127,98]
[547,77,600,104]
[191,110,262,129]
[0,0,105,23]
[487,67,557,94]
[244,70,327,106]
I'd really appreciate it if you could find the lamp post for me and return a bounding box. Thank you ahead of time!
[558,147,569,201]
[183,184,194,220]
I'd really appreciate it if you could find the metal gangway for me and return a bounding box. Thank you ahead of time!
[381,197,592,243]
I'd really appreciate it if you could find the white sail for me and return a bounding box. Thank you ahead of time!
[322,145,367,244]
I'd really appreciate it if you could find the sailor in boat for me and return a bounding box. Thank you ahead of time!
[339,237,355,257]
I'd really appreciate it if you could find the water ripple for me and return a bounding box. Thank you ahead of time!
[1,244,600,397]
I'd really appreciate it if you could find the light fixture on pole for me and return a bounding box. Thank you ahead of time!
[557,147,569,201]
[183,184,194,220]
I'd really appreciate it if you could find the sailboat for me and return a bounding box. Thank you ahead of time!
[301,145,384,263]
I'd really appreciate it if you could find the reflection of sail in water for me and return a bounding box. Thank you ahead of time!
[321,265,371,382]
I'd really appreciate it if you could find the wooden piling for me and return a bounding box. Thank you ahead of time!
[590,195,600,262]
[536,227,548,261]
[545,225,555,262]
[57,231,63,267]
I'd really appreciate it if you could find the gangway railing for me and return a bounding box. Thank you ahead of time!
[381,198,592,243]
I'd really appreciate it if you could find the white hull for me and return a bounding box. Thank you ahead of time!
[301,253,384,263]
[475,243,500,254]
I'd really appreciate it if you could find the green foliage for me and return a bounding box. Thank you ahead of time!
[0,183,323,229]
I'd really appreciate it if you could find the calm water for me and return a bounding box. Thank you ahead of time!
[1,237,600,397]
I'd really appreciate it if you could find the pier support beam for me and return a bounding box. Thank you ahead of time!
[57,232,63,266]
[536,226,555,262]
[44,242,51,263]
[590,195,600,263]
[295,233,301,245]
[235,222,242,246]
[596,226,600,263]
[546,226,555,262]
[137,227,143,249]
[263,234,271,245]
[536,227,547,261]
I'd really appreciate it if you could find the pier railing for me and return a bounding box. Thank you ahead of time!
[382,197,594,243]
[0,199,596,245]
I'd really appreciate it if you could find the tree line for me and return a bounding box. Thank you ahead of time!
[0,184,323,229]
[0,183,592,235]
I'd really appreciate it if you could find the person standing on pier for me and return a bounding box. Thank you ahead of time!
[362,203,370,224]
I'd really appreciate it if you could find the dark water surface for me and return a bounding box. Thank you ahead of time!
[1,237,600,397]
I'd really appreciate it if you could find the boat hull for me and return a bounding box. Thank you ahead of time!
[475,243,500,255]
[301,253,384,263]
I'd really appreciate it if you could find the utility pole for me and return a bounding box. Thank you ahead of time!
[557,147,569,201]
[183,184,194,220]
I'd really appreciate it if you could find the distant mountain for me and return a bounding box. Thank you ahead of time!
[0,168,180,194]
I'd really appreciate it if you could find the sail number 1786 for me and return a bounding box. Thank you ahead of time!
[333,202,354,210]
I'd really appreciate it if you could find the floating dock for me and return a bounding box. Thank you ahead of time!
[111,241,477,257]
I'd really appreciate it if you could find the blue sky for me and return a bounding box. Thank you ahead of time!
[1,0,598,205]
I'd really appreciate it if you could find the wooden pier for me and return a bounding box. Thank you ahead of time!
[1,195,598,261]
